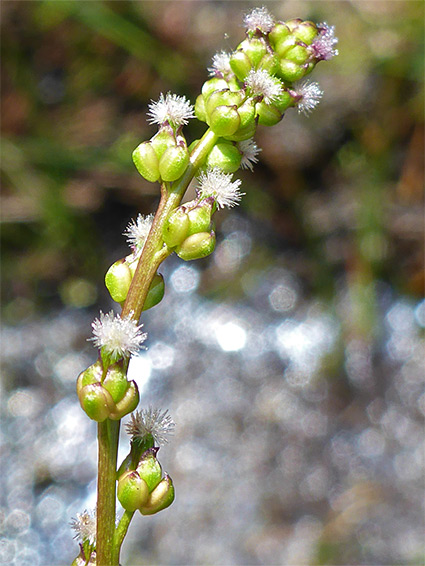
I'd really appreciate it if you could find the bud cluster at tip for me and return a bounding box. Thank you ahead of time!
[199,8,338,132]
[117,447,174,515]
[129,8,337,268]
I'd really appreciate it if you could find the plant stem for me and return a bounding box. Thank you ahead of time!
[112,510,135,564]
[96,419,120,566]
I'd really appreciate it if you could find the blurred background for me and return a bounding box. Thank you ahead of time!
[1,1,424,565]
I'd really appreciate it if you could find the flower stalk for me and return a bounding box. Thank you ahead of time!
[72,7,338,565]
[96,420,120,566]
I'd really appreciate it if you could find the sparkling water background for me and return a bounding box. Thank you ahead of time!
[2,232,424,565]
[1,1,424,565]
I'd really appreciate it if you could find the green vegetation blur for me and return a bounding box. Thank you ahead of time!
[1,0,423,322]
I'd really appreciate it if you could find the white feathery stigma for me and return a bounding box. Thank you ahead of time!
[197,167,244,209]
[126,406,175,446]
[124,213,153,252]
[295,81,323,115]
[89,310,147,361]
[237,138,261,171]
[70,509,96,546]
[245,69,283,104]
[312,23,339,61]
[147,92,195,127]
[208,51,232,77]
[244,6,275,34]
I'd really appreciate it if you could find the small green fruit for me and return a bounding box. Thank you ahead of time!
[205,142,242,173]
[209,106,241,137]
[255,101,282,126]
[229,50,252,81]
[143,273,165,311]
[159,145,189,182]
[105,259,132,303]
[139,474,175,515]
[117,470,149,512]
[110,380,139,420]
[132,142,160,183]
[103,363,128,404]
[163,208,190,248]
[137,448,162,492]
[79,383,115,422]
[176,231,216,261]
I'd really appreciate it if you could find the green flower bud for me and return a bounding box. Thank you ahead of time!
[117,470,149,512]
[277,59,307,83]
[229,50,252,81]
[205,89,244,117]
[143,272,165,311]
[223,100,257,142]
[255,101,282,126]
[150,126,176,160]
[132,141,160,183]
[194,94,207,122]
[205,141,242,173]
[269,22,291,48]
[102,363,128,403]
[139,474,175,516]
[209,105,241,137]
[105,259,132,304]
[136,448,162,492]
[257,52,279,75]
[201,77,229,101]
[76,360,103,397]
[285,43,310,65]
[187,199,214,235]
[274,35,297,58]
[288,19,318,45]
[238,37,267,68]
[274,90,295,113]
[163,207,190,248]
[159,144,190,182]
[109,380,139,420]
[78,383,116,422]
[176,231,216,261]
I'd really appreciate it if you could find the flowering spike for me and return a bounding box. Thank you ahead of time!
[238,138,261,171]
[89,310,147,363]
[124,214,154,253]
[70,509,96,546]
[126,406,175,446]
[147,92,195,128]
[245,69,283,104]
[312,22,339,61]
[244,6,275,34]
[197,167,244,209]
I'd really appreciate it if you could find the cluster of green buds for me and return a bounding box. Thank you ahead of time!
[195,9,338,133]
[77,358,139,422]
[162,196,215,260]
[132,93,194,184]
[77,310,148,421]
[117,447,174,515]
